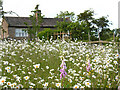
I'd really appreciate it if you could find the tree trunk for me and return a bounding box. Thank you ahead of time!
[88,32,90,42]
[98,30,101,41]
[113,32,115,42]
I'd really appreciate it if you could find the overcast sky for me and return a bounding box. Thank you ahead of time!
[3,0,120,29]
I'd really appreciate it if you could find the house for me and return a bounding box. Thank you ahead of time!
[0,16,67,40]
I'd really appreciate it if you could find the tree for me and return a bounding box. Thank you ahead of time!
[92,16,111,41]
[99,28,113,41]
[56,10,96,41]
[77,9,95,41]
[55,11,74,39]
[24,5,43,41]
[0,0,2,16]
[56,11,75,21]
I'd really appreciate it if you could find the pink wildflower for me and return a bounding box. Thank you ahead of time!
[86,61,91,72]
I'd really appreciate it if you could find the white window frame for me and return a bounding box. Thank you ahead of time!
[15,28,28,37]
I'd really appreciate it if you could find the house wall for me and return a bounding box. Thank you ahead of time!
[1,21,57,40]
[8,27,29,40]
[8,27,15,38]
[1,19,9,39]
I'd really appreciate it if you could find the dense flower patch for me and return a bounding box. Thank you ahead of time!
[0,39,119,88]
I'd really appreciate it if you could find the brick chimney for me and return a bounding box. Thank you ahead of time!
[35,4,41,21]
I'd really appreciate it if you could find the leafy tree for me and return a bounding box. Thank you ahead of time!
[99,28,113,41]
[24,5,43,41]
[56,20,71,32]
[56,11,75,21]
[115,28,120,42]
[77,9,95,41]
[92,16,111,41]
[55,11,74,39]
[56,10,96,41]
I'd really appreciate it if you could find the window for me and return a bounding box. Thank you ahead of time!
[15,29,28,37]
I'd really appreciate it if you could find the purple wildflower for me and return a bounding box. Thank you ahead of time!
[86,61,91,72]
[59,60,67,79]
[60,68,67,79]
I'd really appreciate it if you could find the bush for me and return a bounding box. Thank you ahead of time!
[37,28,63,40]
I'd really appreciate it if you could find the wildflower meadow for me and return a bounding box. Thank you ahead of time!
[0,39,119,89]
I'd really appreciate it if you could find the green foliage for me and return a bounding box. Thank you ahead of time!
[24,5,43,41]
[56,11,75,21]
[77,9,95,41]
[53,9,113,41]
[37,28,62,40]
[100,28,113,40]
[77,9,94,23]
[56,21,71,32]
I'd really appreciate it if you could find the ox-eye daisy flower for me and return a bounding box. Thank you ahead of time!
[0,77,6,85]
[33,64,40,69]
[29,86,33,88]
[10,84,14,88]
[46,66,49,69]
[43,82,48,87]
[7,82,11,86]
[24,76,29,80]
[5,66,10,70]
[68,78,72,83]
[85,81,91,87]
[73,85,79,88]
[16,86,20,89]
[55,83,61,88]
[113,61,118,65]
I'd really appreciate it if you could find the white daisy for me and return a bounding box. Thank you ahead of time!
[55,83,61,88]
[33,64,40,69]
[43,82,48,87]
[7,82,11,86]
[24,76,29,80]
[85,81,91,87]
[46,66,49,69]
[73,85,79,88]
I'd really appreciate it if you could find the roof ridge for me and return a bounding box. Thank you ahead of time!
[3,16,65,27]
[4,16,63,19]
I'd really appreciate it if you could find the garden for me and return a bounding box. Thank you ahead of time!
[0,39,119,89]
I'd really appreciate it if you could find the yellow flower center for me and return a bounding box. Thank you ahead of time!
[87,82,89,85]
[11,85,13,87]
[57,84,59,86]
[1,80,4,83]
[75,86,77,88]
[26,77,28,79]
[36,66,38,68]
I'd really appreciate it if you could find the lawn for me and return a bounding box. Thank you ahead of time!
[0,39,119,89]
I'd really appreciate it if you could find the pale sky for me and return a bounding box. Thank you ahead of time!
[3,0,120,29]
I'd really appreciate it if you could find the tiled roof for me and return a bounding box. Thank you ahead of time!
[4,17,68,27]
